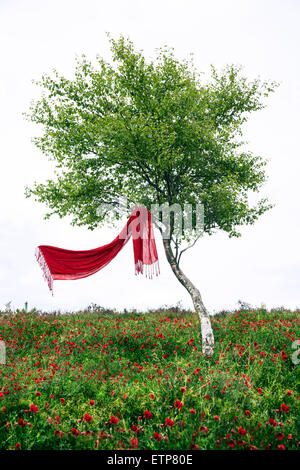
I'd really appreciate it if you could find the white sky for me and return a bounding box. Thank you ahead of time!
[0,0,299,313]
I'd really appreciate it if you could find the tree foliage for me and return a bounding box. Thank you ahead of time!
[25,36,277,254]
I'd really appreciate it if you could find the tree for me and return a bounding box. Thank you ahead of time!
[25,36,277,356]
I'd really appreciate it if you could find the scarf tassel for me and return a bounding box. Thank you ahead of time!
[135,259,160,279]
[35,247,54,295]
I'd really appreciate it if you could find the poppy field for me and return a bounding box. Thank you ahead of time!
[0,309,299,450]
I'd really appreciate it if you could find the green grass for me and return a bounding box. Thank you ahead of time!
[0,309,299,450]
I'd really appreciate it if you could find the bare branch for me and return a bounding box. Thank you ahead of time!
[177,233,203,266]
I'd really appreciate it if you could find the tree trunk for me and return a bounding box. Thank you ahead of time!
[163,238,214,356]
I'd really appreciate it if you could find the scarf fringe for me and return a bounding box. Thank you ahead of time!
[135,259,160,279]
[35,247,54,295]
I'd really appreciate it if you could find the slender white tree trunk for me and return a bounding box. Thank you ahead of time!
[163,239,214,356]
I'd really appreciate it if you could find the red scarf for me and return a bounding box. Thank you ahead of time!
[36,206,160,294]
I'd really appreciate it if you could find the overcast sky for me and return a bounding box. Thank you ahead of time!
[0,0,299,313]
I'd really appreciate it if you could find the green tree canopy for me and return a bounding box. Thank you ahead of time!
[26,36,275,235]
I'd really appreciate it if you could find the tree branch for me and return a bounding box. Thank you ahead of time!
[177,232,203,266]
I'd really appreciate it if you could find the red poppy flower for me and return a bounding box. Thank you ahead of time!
[109,415,119,425]
[71,428,80,437]
[268,418,277,427]
[165,417,174,427]
[83,413,93,423]
[131,437,138,449]
[29,404,39,414]
[190,443,199,450]
[199,425,208,434]
[174,400,183,409]
[143,410,153,419]
[227,439,236,448]
[280,351,287,362]
[280,403,290,413]
[131,424,140,434]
